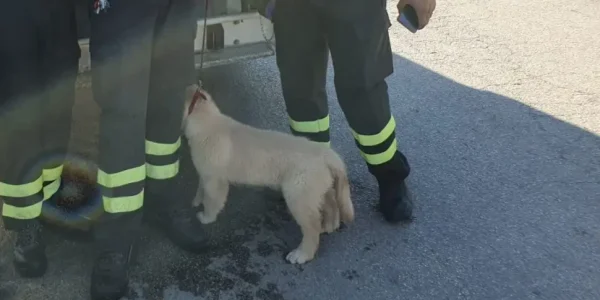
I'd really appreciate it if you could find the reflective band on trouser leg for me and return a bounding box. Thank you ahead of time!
[1,176,61,220]
[43,165,63,182]
[145,137,180,180]
[97,165,145,214]
[289,115,331,146]
[352,116,397,166]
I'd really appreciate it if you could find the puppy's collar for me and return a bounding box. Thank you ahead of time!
[188,89,206,115]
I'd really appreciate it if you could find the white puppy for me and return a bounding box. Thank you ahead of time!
[181,85,355,264]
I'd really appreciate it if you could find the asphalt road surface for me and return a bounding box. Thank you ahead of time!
[1,0,600,299]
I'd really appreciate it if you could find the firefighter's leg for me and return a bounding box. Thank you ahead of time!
[274,0,330,144]
[0,0,72,279]
[144,0,207,253]
[39,0,80,174]
[89,0,158,298]
[38,0,80,219]
[324,3,413,223]
[0,104,49,279]
[0,45,48,278]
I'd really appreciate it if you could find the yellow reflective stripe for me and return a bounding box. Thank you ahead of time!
[4,201,43,219]
[146,161,179,180]
[359,139,397,165]
[43,178,61,201]
[351,117,396,147]
[0,176,43,198]
[43,165,63,182]
[289,115,330,133]
[103,189,144,213]
[146,138,181,156]
[1,178,61,220]
[97,165,145,188]
[0,166,62,198]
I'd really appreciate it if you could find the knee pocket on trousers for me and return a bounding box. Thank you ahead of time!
[326,10,393,88]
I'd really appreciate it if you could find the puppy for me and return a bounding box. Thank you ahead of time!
[181,85,354,264]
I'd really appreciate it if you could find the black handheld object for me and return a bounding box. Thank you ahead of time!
[397,5,419,33]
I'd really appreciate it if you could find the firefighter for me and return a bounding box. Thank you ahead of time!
[272,0,436,223]
[0,0,203,298]
[88,0,204,298]
[0,0,80,278]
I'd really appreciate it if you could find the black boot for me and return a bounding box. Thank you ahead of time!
[90,245,134,300]
[144,203,208,253]
[371,151,413,223]
[377,178,414,223]
[13,222,47,278]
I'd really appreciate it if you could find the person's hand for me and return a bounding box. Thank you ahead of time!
[397,0,436,29]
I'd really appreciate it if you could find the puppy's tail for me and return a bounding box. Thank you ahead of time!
[326,151,354,223]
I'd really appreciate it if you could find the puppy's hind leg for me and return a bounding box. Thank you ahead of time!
[284,187,322,264]
[196,177,229,224]
[192,181,204,207]
[321,189,340,234]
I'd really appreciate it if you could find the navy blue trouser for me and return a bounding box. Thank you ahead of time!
[274,0,411,180]
[0,0,80,230]
[89,0,197,250]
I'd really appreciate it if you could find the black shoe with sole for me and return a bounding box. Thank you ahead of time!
[13,222,48,278]
[377,178,414,223]
[90,245,134,300]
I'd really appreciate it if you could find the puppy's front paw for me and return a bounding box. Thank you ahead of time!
[196,211,217,224]
[286,249,314,264]
[322,218,340,234]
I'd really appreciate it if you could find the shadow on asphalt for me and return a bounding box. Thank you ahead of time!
[1,54,599,300]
